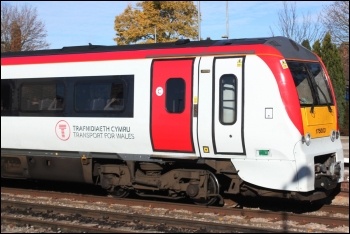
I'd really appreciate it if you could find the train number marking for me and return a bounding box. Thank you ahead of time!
[316,128,326,134]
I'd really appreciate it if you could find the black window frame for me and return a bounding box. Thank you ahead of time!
[1,75,134,118]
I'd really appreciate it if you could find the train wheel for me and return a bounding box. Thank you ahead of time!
[109,186,130,198]
[193,171,220,206]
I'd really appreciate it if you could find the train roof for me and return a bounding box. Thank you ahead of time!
[1,36,317,61]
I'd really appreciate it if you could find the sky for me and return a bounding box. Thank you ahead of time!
[4,1,331,49]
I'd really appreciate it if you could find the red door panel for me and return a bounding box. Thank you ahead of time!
[151,59,194,152]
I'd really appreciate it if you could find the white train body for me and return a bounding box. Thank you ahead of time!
[1,37,344,203]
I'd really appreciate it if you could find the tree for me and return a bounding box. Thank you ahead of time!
[321,1,349,45]
[312,40,321,56]
[1,2,49,52]
[338,42,349,135]
[313,33,346,132]
[301,39,311,50]
[270,1,324,44]
[10,21,22,51]
[114,1,198,45]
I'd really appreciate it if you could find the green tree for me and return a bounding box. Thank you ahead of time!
[114,1,198,45]
[312,40,321,55]
[314,33,346,131]
[301,39,311,50]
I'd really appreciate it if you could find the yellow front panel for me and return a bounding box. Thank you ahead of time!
[301,106,337,138]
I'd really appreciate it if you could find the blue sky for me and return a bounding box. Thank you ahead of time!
[4,1,330,49]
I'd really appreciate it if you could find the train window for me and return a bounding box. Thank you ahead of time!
[104,83,125,111]
[288,62,314,105]
[20,82,65,111]
[166,78,185,113]
[75,83,91,111]
[306,63,333,105]
[288,61,333,106]
[75,80,125,112]
[1,81,12,113]
[2,75,133,117]
[219,74,237,124]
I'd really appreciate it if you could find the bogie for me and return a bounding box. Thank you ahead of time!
[97,161,222,205]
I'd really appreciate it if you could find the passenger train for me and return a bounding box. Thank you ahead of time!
[1,36,344,205]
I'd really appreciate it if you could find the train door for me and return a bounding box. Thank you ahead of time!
[197,56,245,156]
[150,59,195,153]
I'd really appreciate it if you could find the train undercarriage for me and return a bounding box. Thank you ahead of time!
[94,158,341,204]
[1,152,342,205]
[96,160,226,206]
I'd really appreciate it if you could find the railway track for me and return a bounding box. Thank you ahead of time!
[1,199,288,233]
[1,215,132,233]
[1,186,349,233]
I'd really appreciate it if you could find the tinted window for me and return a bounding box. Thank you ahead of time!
[2,75,134,117]
[288,61,333,106]
[1,81,12,113]
[75,80,125,112]
[20,83,65,111]
[166,78,185,113]
[306,63,332,105]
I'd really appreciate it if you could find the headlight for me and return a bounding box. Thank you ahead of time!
[330,130,336,142]
[302,133,311,146]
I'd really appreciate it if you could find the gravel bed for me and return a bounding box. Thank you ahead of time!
[1,193,349,233]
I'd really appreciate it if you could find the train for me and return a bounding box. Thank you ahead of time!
[1,36,344,205]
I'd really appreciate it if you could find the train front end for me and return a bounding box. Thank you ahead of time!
[234,38,345,202]
[287,58,344,201]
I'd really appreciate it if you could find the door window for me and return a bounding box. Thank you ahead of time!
[219,74,237,124]
[166,78,185,113]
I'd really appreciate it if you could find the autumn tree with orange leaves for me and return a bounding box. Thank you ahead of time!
[114,1,198,45]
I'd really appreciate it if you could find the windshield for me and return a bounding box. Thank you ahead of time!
[287,61,333,106]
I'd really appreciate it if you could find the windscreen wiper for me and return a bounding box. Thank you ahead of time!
[315,82,332,113]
